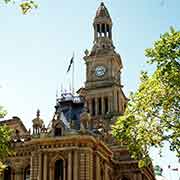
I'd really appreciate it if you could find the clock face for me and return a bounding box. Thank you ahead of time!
[95,66,106,77]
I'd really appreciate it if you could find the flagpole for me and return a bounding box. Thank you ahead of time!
[72,52,75,95]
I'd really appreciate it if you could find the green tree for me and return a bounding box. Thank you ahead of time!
[3,0,37,14]
[0,126,12,175]
[0,107,12,175]
[0,106,7,118]
[112,27,180,168]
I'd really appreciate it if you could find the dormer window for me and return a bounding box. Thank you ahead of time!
[54,127,62,136]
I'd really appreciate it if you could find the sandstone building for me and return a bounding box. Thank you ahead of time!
[0,2,155,180]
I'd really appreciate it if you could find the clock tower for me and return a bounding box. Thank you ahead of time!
[83,2,128,129]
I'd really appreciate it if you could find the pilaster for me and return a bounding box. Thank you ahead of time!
[105,163,109,180]
[95,98,98,116]
[89,99,92,116]
[102,97,105,115]
[43,153,47,180]
[30,152,39,180]
[96,155,101,180]
[15,167,23,180]
[109,95,112,113]
[68,151,72,180]
[89,151,93,180]
[113,89,118,112]
[73,151,78,180]
[79,151,91,180]
[38,153,42,180]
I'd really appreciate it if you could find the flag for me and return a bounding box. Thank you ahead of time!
[67,54,74,73]
[172,168,178,171]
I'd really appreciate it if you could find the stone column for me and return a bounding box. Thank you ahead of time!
[68,151,72,180]
[105,163,109,180]
[86,64,89,82]
[95,98,98,116]
[100,24,102,37]
[11,171,14,180]
[15,166,23,180]
[135,173,142,180]
[109,29,112,39]
[43,154,47,180]
[30,152,39,180]
[109,95,112,113]
[96,155,100,180]
[89,152,93,180]
[73,151,78,180]
[49,165,53,180]
[94,24,97,41]
[38,153,42,180]
[89,99,92,116]
[114,90,118,112]
[105,24,107,37]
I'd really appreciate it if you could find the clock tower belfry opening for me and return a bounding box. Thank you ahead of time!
[82,2,128,130]
[93,2,113,43]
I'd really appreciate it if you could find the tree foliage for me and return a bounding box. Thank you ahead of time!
[2,0,38,14]
[0,108,12,174]
[0,106,7,118]
[113,27,180,168]
[0,125,12,175]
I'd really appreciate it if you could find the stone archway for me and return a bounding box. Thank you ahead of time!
[54,160,64,180]
[49,154,66,180]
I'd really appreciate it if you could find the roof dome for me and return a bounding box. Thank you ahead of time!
[32,109,44,127]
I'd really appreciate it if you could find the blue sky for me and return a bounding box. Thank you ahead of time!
[0,0,179,179]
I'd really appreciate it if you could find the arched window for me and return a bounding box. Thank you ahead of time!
[102,24,106,37]
[97,24,100,33]
[24,165,30,180]
[107,24,110,32]
[4,166,11,180]
[54,160,64,180]
[97,24,101,37]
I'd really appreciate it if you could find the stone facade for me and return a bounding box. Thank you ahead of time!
[0,3,155,180]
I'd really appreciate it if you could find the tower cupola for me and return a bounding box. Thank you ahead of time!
[93,2,113,43]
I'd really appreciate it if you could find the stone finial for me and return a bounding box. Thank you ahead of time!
[36,109,40,118]
[84,49,89,56]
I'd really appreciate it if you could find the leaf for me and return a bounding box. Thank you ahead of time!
[112,27,180,167]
